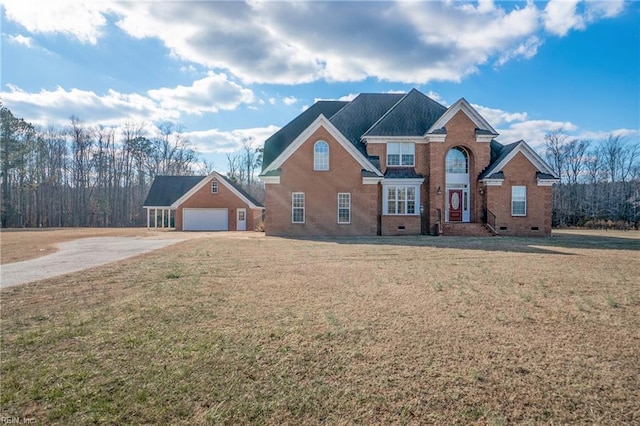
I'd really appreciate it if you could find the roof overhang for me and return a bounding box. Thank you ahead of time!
[537,178,559,186]
[363,136,425,144]
[381,178,425,185]
[480,178,504,186]
[260,175,281,184]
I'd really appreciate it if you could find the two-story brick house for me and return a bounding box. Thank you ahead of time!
[259,89,558,237]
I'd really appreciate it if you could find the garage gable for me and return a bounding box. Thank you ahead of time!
[171,171,263,209]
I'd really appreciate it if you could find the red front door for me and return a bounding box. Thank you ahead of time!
[449,189,463,222]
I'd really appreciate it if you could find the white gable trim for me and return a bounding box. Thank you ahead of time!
[481,141,558,180]
[363,136,424,144]
[262,114,383,177]
[426,98,498,136]
[260,175,281,184]
[171,171,261,209]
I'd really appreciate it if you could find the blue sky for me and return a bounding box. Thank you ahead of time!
[1,0,638,173]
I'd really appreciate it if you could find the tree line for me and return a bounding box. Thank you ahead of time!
[1,105,266,228]
[543,129,640,228]
[1,105,207,227]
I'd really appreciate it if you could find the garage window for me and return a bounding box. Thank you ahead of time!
[211,180,218,194]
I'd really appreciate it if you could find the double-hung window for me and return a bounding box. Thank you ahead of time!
[385,186,417,215]
[511,186,527,216]
[387,143,415,167]
[211,180,218,194]
[292,193,305,223]
[337,193,351,224]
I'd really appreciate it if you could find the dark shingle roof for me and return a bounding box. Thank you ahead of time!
[476,128,499,136]
[536,172,557,180]
[383,167,424,179]
[218,174,264,207]
[329,93,406,155]
[262,101,348,171]
[479,141,521,180]
[259,89,450,172]
[364,89,447,137]
[143,175,205,207]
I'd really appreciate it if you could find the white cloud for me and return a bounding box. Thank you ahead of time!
[1,84,178,127]
[1,0,110,44]
[184,125,280,154]
[282,96,297,106]
[497,119,579,149]
[543,0,584,37]
[2,1,628,85]
[313,93,359,104]
[147,72,256,115]
[7,33,34,47]
[496,36,542,66]
[542,0,624,37]
[472,104,529,127]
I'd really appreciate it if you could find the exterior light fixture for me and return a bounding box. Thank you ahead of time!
[436,186,442,195]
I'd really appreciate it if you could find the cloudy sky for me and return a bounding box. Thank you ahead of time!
[1,0,638,172]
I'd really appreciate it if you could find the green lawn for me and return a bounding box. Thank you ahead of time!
[2,231,639,424]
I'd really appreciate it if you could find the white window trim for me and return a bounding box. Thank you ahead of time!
[211,180,218,194]
[337,193,351,224]
[313,140,329,171]
[511,186,527,216]
[387,143,415,167]
[292,192,305,223]
[383,184,420,215]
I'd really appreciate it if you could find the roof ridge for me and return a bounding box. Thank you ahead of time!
[361,91,410,138]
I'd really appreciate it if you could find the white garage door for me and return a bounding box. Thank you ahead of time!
[183,208,228,231]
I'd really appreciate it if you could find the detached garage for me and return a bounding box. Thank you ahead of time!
[143,171,263,231]
[183,208,228,231]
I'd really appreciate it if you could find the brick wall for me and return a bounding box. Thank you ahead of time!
[175,177,260,231]
[486,152,553,236]
[381,215,421,235]
[265,126,378,236]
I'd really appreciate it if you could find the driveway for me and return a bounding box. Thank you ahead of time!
[1,236,186,289]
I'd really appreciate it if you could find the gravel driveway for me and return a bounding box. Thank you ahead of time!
[1,236,185,288]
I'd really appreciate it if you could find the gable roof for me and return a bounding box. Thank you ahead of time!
[427,97,498,136]
[364,89,447,138]
[171,171,263,209]
[262,101,348,170]
[479,140,559,181]
[144,173,263,209]
[261,90,452,172]
[260,114,383,177]
[143,175,205,208]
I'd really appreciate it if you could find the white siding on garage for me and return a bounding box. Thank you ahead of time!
[183,208,228,231]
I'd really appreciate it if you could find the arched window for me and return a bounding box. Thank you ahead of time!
[314,140,329,170]
[446,147,469,174]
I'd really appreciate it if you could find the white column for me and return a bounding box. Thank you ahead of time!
[146,208,150,228]
[154,208,158,228]
[162,209,166,228]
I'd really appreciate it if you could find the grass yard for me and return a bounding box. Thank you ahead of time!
[1,231,639,424]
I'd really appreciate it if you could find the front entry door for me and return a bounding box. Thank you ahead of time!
[448,190,463,222]
[237,208,247,231]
